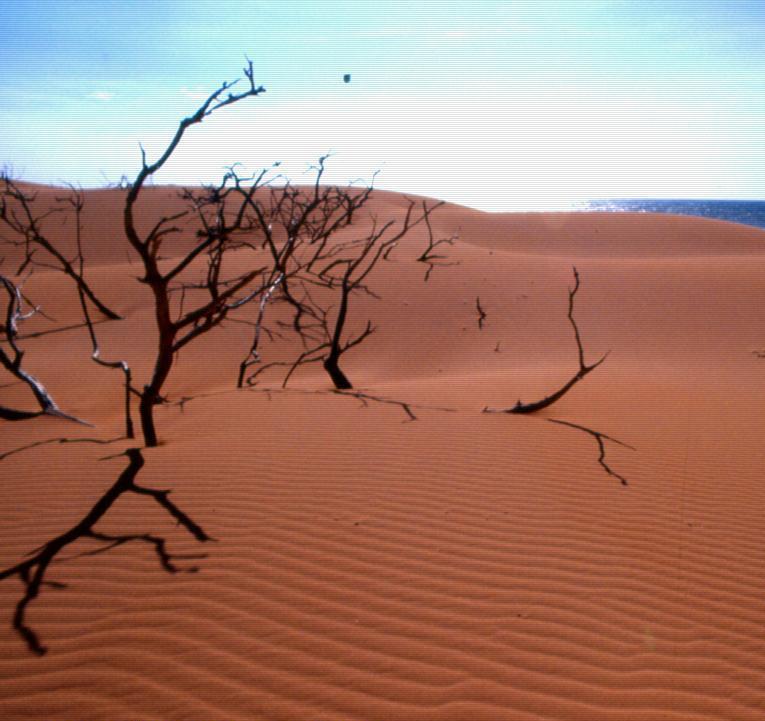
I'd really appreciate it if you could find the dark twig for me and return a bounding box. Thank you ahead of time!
[248,385,457,420]
[476,296,487,330]
[333,389,419,422]
[15,319,109,340]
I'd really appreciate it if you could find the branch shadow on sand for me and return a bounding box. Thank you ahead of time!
[0,448,213,655]
[0,435,124,462]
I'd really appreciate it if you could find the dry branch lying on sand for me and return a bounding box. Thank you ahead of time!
[484,266,607,414]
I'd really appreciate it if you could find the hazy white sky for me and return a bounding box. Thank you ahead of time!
[2,0,765,210]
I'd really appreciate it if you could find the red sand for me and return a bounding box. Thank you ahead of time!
[2,186,765,720]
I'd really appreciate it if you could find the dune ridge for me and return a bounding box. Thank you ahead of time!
[2,186,765,720]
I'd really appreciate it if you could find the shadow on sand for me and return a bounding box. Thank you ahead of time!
[0,448,212,655]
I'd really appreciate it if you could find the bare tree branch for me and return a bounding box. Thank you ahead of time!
[484,267,608,414]
[0,174,122,320]
[237,272,284,387]
[416,200,457,281]
[0,274,91,424]
[77,285,134,438]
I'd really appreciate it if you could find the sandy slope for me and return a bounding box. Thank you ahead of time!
[1,186,765,720]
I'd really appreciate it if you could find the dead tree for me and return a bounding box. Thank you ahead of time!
[122,60,267,446]
[78,286,134,438]
[242,185,444,390]
[484,267,607,414]
[236,270,284,388]
[0,179,127,427]
[55,185,134,438]
[232,155,378,342]
[416,202,458,281]
[0,448,211,655]
[252,249,381,391]
[313,198,448,389]
[313,232,397,389]
[0,173,121,320]
[0,273,89,424]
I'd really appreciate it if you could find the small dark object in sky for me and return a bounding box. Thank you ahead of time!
[343,73,351,83]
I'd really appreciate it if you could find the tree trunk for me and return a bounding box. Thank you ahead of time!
[139,390,159,447]
[322,278,353,390]
[139,346,173,446]
[323,355,352,390]
[138,279,176,447]
[138,329,174,446]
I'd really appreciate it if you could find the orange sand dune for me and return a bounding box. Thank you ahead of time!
[2,186,765,720]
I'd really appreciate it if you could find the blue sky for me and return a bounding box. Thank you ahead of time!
[2,0,765,210]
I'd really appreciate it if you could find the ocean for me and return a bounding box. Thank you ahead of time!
[575,199,765,232]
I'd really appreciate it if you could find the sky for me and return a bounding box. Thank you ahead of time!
[2,0,765,211]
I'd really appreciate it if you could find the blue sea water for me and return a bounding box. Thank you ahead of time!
[574,199,765,231]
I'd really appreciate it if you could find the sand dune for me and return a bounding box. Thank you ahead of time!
[2,186,765,720]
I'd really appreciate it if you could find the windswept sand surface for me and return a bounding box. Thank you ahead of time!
[2,187,765,720]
